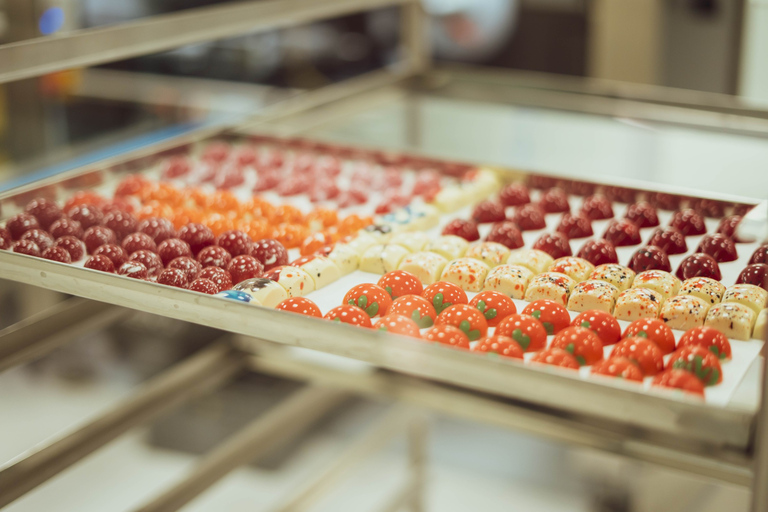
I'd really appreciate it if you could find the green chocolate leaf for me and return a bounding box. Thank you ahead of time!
[484,308,497,320]
[511,328,531,351]
[433,293,451,314]
[411,309,433,328]
[364,302,379,318]
[458,319,481,341]
[542,321,554,336]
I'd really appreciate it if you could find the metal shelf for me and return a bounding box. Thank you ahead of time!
[0,0,418,85]
[1,247,756,448]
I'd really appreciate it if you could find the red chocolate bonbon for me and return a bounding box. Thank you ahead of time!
[25,198,62,229]
[54,236,86,261]
[696,233,738,263]
[49,217,84,239]
[6,213,41,240]
[577,239,619,266]
[627,246,672,273]
[84,254,115,273]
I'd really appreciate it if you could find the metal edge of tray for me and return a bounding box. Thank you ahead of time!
[0,65,417,205]
[420,67,768,140]
[1,67,764,209]
[2,121,758,215]
[233,80,766,207]
[240,125,763,208]
[244,342,753,484]
[436,64,768,119]
[0,251,754,449]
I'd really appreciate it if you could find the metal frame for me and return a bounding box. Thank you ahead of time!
[0,251,754,448]
[0,342,243,508]
[426,66,768,140]
[0,297,130,371]
[0,0,418,85]
[269,407,425,512]
[134,386,350,512]
[244,339,753,486]
[753,351,768,511]
[0,332,427,512]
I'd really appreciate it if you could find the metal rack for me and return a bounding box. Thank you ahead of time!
[1,1,768,510]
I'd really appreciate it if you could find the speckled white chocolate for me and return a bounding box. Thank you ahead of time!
[754,309,767,340]
[440,257,491,292]
[567,280,619,313]
[360,244,411,274]
[722,284,768,314]
[297,256,342,289]
[398,251,448,285]
[548,257,595,283]
[233,278,287,308]
[464,168,501,201]
[389,232,430,252]
[426,235,469,261]
[326,244,359,275]
[590,264,635,292]
[507,249,554,275]
[483,264,534,299]
[614,287,662,322]
[705,302,756,341]
[632,270,681,302]
[659,295,710,331]
[679,277,726,305]
[524,272,577,306]
[266,266,315,297]
[344,232,380,255]
[465,242,511,268]
[413,204,440,231]
[434,186,473,212]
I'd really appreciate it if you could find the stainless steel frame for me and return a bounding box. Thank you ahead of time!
[134,386,350,512]
[0,0,418,85]
[1,1,768,510]
[0,251,754,448]
[0,297,129,371]
[245,339,753,486]
[0,342,243,508]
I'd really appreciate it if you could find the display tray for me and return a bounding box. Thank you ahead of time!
[0,131,765,450]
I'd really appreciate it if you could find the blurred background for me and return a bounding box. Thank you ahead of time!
[3,0,768,178]
[1,1,767,511]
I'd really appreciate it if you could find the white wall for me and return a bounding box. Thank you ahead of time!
[740,0,768,104]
